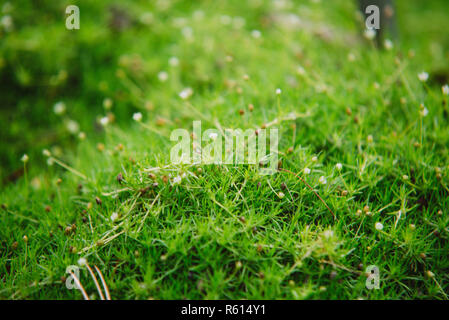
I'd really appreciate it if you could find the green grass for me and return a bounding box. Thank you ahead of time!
[1,0,449,299]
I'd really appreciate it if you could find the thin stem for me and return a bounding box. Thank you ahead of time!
[94,265,111,300]
[85,262,105,300]
[278,168,335,220]
[69,271,90,300]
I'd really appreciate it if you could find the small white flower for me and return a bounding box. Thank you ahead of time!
[103,98,113,110]
[53,101,66,115]
[169,56,179,67]
[363,29,376,40]
[251,30,261,38]
[21,154,29,163]
[278,192,285,199]
[1,15,13,31]
[66,119,79,134]
[140,12,154,25]
[220,15,232,25]
[111,212,119,222]
[158,71,168,82]
[181,26,193,39]
[179,87,193,100]
[304,167,311,174]
[42,149,51,157]
[319,176,327,184]
[347,53,356,62]
[311,156,318,162]
[100,116,109,126]
[418,72,429,82]
[209,132,218,140]
[133,112,143,122]
[296,65,306,75]
[375,222,384,231]
[233,16,245,29]
[419,104,429,117]
[336,163,342,171]
[78,132,86,140]
[402,175,409,180]
[173,176,182,184]
[193,10,205,21]
[276,88,282,95]
[322,230,334,239]
[442,84,449,95]
[384,39,393,50]
[77,258,87,266]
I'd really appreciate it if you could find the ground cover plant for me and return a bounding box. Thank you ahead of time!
[1,0,449,299]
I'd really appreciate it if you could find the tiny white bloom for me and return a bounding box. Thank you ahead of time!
[173,176,182,184]
[103,98,113,110]
[193,10,205,21]
[251,29,261,38]
[1,15,13,31]
[66,119,79,134]
[336,163,342,171]
[42,149,51,157]
[419,104,429,117]
[418,72,429,82]
[442,84,449,95]
[384,39,393,50]
[111,212,119,222]
[319,176,327,184]
[296,65,306,75]
[179,87,193,100]
[140,12,154,25]
[158,71,168,82]
[169,56,179,67]
[402,175,409,180]
[220,15,232,25]
[21,154,29,163]
[322,230,334,239]
[233,16,245,29]
[304,167,311,174]
[47,158,54,166]
[181,26,193,39]
[53,101,66,115]
[311,156,318,162]
[375,222,384,231]
[347,53,356,62]
[209,132,218,140]
[78,132,86,140]
[77,258,87,266]
[276,88,282,95]
[278,192,285,199]
[363,29,376,40]
[100,116,109,126]
[133,112,143,122]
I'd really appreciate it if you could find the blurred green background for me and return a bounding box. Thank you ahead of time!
[1,0,448,183]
